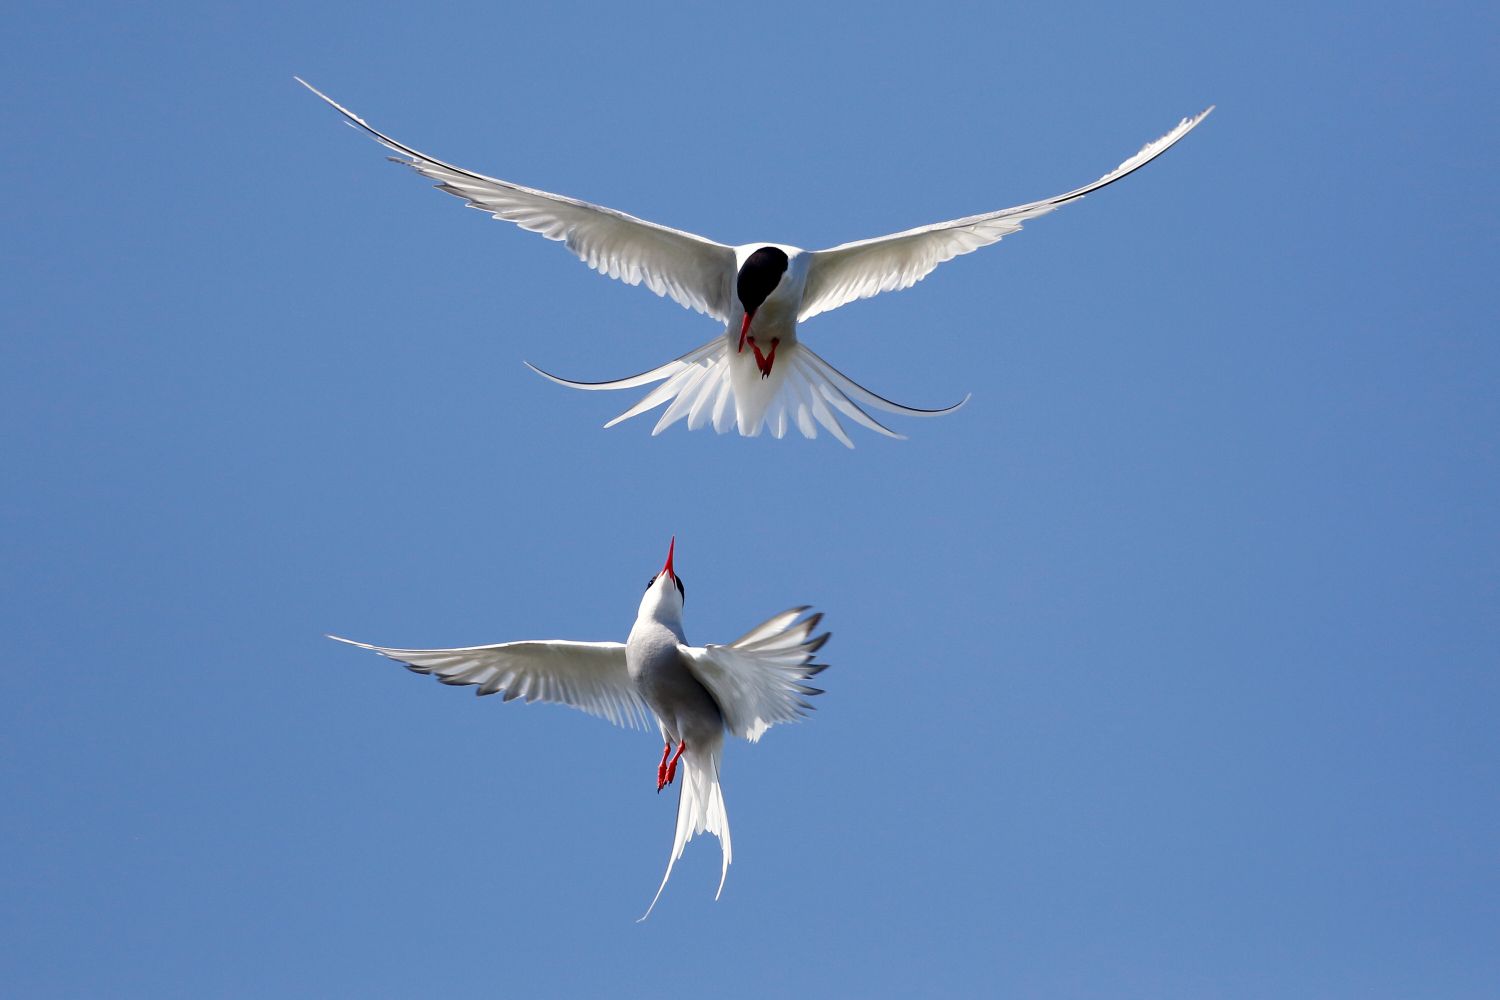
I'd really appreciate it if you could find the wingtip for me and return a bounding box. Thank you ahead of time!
[296,78,370,131]
[294,76,328,101]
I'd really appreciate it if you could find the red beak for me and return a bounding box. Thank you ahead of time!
[661,536,676,580]
[737,313,753,353]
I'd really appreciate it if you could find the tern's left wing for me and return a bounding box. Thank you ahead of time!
[678,608,830,742]
[329,635,650,730]
[798,107,1213,322]
[299,79,737,322]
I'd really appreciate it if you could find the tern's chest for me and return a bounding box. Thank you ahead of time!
[625,620,684,683]
[751,294,799,336]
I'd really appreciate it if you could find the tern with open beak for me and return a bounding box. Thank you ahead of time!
[300,79,1210,445]
[329,539,829,920]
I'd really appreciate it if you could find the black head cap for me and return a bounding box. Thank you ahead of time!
[737,246,789,316]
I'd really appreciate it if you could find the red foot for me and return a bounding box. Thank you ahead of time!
[747,336,780,378]
[656,743,672,792]
[660,740,687,791]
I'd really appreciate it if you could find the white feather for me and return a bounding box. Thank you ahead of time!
[327,635,649,730]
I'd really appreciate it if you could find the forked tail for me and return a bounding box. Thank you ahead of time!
[528,336,968,447]
[638,744,731,922]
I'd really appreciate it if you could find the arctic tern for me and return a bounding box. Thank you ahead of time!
[329,539,829,919]
[300,79,1211,445]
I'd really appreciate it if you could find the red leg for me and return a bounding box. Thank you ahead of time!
[664,741,686,787]
[656,742,672,793]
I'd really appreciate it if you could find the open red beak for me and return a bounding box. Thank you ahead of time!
[737,313,753,353]
[661,536,676,580]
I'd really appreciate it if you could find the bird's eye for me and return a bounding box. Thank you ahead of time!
[674,576,686,601]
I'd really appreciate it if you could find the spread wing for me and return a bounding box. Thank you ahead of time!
[298,79,737,322]
[329,635,650,730]
[678,608,831,742]
[798,107,1214,321]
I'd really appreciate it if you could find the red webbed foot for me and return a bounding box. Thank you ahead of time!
[747,337,780,378]
[663,741,686,788]
[656,742,672,793]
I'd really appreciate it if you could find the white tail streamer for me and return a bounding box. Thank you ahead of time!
[639,742,731,921]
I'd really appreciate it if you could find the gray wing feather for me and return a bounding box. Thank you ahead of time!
[679,609,831,743]
[329,634,649,730]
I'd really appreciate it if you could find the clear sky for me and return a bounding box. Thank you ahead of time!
[3,1,1497,996]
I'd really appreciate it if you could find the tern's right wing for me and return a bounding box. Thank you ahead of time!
[299,79,737,322]
[329,635,650,730]
[678,608,831,742]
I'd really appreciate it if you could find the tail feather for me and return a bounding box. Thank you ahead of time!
[652,357,719,434]
[638,746,731,922]
[530,336,967,446]
[794,355,899,439]
[711,373,735,433]
[525,339,717,393]
[605,367,703,427]
[801,348,972,418]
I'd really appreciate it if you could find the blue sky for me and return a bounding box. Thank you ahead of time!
[3,1,1497,996]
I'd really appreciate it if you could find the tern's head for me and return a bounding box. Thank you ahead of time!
[736,246,790,345]
[638,536,686,623]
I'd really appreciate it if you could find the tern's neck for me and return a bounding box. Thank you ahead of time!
[636,580,685,638]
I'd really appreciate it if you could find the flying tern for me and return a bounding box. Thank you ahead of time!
[329,538,829,919]
[300,79,1211,446]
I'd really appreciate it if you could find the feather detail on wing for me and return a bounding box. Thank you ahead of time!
[298,79,736,321]
[328,635,649,730]
[528,337,966,447]
[798,107,1214,321]
[678,608,831,743]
